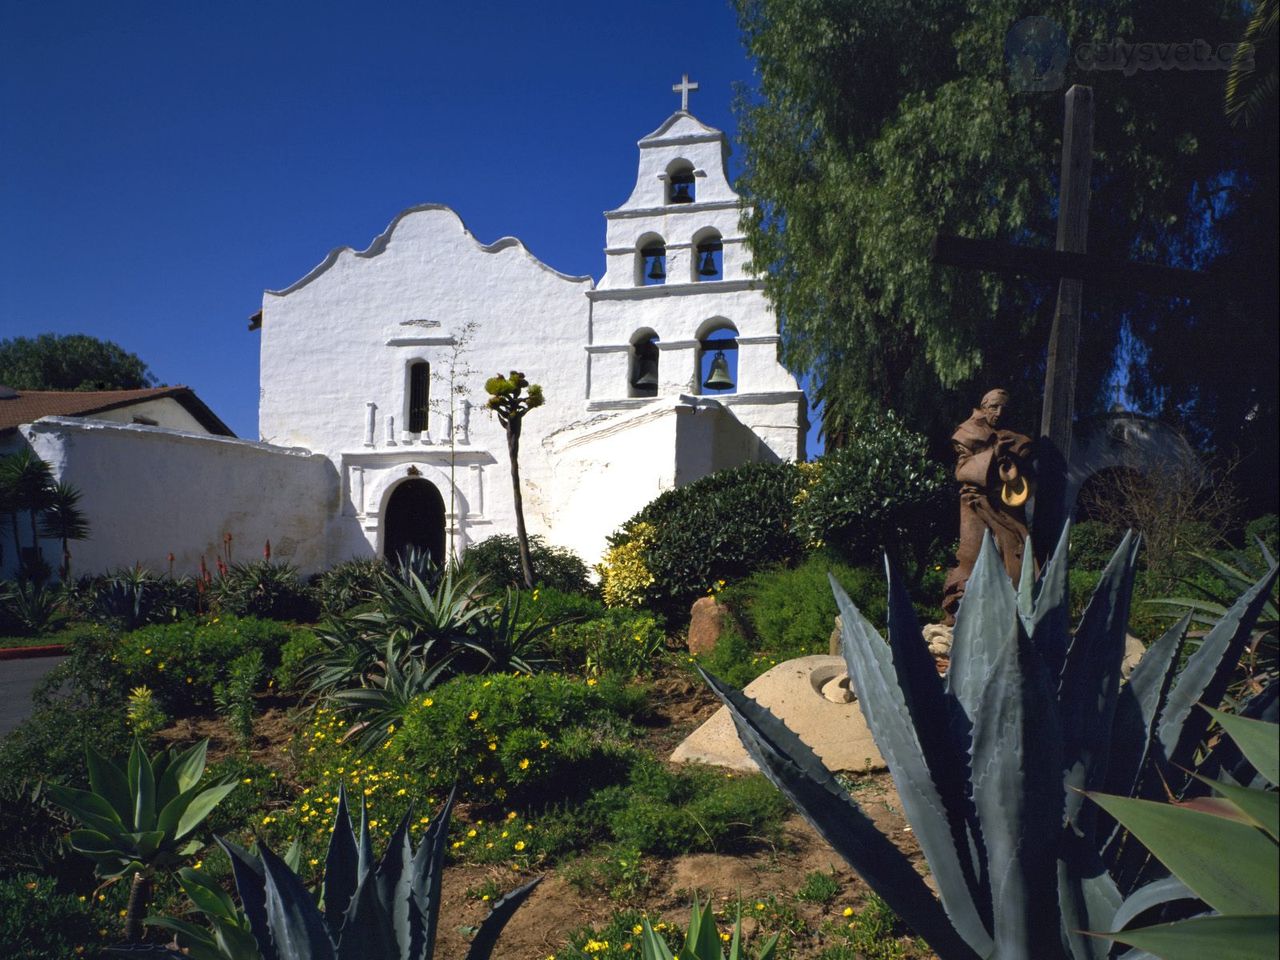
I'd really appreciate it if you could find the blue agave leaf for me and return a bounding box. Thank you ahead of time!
[374,806,416,957]
[335,869,399,960]
[323,784,360,938]
[1024,523,1072,679]
[260,841,337,960]
[411,787,456,960]
[463,877,542,960]
[1059,531,1140,835]
[216,836,277,960]
[1157,562,1279,770]
[1111,875,1196,932]
[875,560,993,936]
[1057,845,1123,960]
[357,794,375,882]
[699,666,982,960]
[961,537,1064,958]
[1103,615,1191,814]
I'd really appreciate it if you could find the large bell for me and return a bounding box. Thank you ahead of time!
[702,350,735,391]
[698,248,719,277]
[632,368,659,390]
[646,255,666,280]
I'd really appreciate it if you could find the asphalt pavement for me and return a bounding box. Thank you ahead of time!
[0,656,67,738]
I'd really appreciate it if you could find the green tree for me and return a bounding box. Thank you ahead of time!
[38,480,90,580]
[484,371,544,589]
[0,449,55,578]
[0,333,156,391]
[733,0,1275,485]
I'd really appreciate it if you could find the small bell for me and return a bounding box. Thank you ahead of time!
[646,255,666,280]
[633,368,659,390]
[670,181,693,203]
[698,249,719,277]
[702,350,735,391]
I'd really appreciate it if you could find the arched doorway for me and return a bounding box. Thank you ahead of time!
[383,479,446,568]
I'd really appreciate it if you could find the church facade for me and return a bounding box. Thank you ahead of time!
[16,102,805,577]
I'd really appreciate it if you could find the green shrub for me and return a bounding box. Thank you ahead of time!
[213,649,263,747]
[79,567,201,628]
[1069,520,1125,571]
[793,412,949,570]
[589,758,789,856]
[125,684,167,739]
[0,872,102,960]
[392,672,646,808]
[797,869,842,904]
[546,607,666,677]
[1245,513,1278,552]
[704,555,889,685]
[462,533,594,594]
[273,626,323,691]
[607,461,804,614]
[115,616,293,711]
[310,557,385,615]
[212,559,318,620]
[517,585,607,625]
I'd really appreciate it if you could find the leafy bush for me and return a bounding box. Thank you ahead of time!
[1245,513,1278,552]
[462,533,594,594]
[115,616,293,711]
[590,758,789,856]
[79,566,200,628]
[310,556,385,615]
[793,412,948,571]
[1068,520,1125,572]
[273,626,323,691]
[604,462,804,614]
[598,523,657,609]
[212,559,317,621]
[0,872,101,960]
[517,585,607,625]
[0,579,63,635]
[125,685,167,739]
[213,649,264,747]
[392,672,646,807]
[546,607,666,677]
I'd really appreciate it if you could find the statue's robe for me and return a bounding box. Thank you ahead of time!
[942,410,1034,622]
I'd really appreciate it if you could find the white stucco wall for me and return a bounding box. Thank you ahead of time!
[22,417,336,577]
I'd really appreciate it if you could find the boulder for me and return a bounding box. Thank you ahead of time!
[670,655,886,773]
[687,596,728,655]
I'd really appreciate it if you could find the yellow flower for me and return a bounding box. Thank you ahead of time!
[632,924,643,935]
[488,742,497,751]
[468,710,479,721]
[514,840,526,851]
[755,902,765,911]
[467,828,477,838]
[507,811,518,820]
[842,906,854,917]
[518,758,530,770]
[586,678,598,687]
[422,697,434,707]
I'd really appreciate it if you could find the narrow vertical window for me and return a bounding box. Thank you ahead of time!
[408,361,430,433]
[694,232,723,281]
[640,242,667,286]
[667,161,695,204]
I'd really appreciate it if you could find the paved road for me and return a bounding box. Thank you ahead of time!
[0,656,67,738]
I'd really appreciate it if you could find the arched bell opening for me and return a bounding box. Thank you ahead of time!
[636,233,667,286]
[382,478,447,569]
[697,321,739,395]
[628,329,660,398]
[666,159,696,205]
[692,228,723,282]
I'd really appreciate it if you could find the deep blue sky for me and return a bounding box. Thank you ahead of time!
[2,1,818,444]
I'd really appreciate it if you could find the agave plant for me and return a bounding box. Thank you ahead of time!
[1085,706,1278,958]
[701,528,1278,959]
[46,738,237,940]
[640,896,779,960]
[213,785,537,960]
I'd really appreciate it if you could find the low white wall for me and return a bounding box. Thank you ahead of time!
[23,417,338,578]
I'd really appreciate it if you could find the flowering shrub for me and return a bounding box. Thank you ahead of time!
[114,616,294,710]
[598,522,656,608]
[544,607,666,677]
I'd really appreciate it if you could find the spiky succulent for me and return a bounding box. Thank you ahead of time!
[215,786,537,960]
[702,528,1278,959]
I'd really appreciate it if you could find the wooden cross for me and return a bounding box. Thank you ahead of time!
[929,84,1232,554]
[673,73,699,112]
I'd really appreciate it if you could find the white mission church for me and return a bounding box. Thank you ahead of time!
[6,82,807,579]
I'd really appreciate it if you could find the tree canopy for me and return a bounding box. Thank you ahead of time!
[0,333,157,392]
[733,0,1277,510]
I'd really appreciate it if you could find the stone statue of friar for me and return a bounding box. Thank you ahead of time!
[942,388,1035,623]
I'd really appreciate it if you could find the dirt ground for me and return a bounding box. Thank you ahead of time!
[154,668,934,959]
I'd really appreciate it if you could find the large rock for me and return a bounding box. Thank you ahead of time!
[670,655,886,773]
[687,596,728,655]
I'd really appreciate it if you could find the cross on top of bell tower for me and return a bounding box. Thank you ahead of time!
[672,73,699,112]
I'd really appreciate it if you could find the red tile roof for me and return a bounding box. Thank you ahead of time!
[0,386,235,437]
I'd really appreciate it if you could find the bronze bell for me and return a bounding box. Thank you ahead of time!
[698,249,719,276]
[647,255,666,280]
[671,181,693,203]
[702,350,734,391]
[633,368,659,390]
